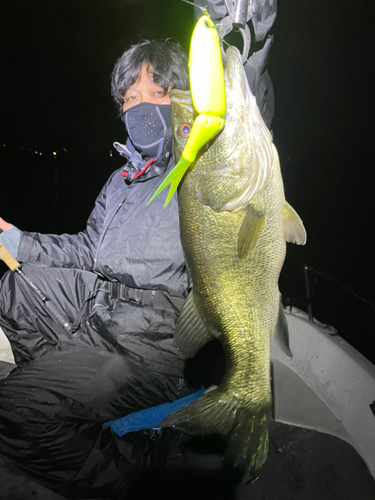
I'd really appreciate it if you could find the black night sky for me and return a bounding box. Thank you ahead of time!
[1,0,374,361]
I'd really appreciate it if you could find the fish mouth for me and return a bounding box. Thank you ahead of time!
[224,46,246,97]
[175,145,185,161]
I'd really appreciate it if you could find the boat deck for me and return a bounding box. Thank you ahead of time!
[1,359,375,500]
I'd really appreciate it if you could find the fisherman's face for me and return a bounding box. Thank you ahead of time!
[122,64,172,112]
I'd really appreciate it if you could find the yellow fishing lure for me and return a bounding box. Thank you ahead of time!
[147,15,226,206]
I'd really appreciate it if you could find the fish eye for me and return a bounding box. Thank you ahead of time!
[179,123,191,138]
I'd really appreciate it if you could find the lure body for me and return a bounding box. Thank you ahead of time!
[148,15,226,206]
[189,16,226,116]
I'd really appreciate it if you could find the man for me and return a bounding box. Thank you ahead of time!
[0,40,197,499]
[0,2,277,498]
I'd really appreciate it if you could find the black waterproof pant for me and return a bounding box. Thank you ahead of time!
[0,266,192,499]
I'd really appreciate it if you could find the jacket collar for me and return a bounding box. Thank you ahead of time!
[113,129,174,185]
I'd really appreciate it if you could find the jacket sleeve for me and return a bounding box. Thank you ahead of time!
[16,175,111,270]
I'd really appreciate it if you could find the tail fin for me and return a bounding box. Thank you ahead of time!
[159,388,271,482]
[147,157,191,207]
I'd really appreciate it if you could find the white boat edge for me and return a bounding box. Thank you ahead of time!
[0,325,15,364]
[272,307,375,480]
[1,309,375,480]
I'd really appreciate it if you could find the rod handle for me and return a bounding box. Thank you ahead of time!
[0,243,20,271]
[44,299,73,331]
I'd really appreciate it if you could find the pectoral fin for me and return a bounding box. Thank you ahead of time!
[238,206,266,260]
[283,202,307,245]
[175,292,218,358]
[272,296,292,358]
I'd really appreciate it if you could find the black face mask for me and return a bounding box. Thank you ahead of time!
[122,102,172,160]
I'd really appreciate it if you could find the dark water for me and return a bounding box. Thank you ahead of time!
[269,0,375,363]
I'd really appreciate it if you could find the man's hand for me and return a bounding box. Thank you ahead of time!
[0,218,12,231]
[0,219,20,259]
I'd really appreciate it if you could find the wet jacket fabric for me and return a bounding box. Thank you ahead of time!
[16,131,187,299]
[0,131,196,498]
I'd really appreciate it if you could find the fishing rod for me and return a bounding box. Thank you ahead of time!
[0,242,73,332]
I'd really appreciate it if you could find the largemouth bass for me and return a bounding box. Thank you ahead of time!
[161,46,306,481]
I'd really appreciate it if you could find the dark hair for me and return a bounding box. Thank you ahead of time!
[111,39,189,113]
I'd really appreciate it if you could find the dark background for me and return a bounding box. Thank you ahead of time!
[1,0,374,361]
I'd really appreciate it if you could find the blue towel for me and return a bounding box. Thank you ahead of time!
[105,387,205,436]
